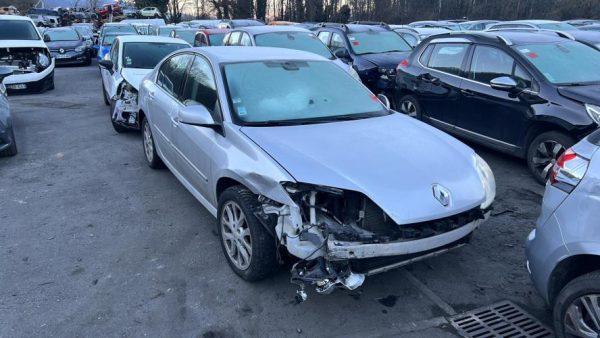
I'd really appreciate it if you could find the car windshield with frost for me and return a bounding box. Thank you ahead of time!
[347,30,412,55]
[254,32,335,59]
[224,60,389,126]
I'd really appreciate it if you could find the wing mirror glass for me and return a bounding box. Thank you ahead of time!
[490,76,518,92]
[178,105,220,130]
[0,67,13,83]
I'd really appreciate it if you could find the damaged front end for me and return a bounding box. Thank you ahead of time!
[0,47,53,93]
[111,82,140,129]
[257,182,491,301]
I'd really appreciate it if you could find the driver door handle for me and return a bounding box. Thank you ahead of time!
[461,89,475,97]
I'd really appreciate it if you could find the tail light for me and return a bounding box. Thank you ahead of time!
[549,148,589,193]
[397,59,409,70]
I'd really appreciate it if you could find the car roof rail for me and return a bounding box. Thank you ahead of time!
[314,22,348,32]
[436,31,514,46]
[546,30,575,40]
[348,21,391,29]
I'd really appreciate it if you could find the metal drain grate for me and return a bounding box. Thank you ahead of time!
[449,300,554,338]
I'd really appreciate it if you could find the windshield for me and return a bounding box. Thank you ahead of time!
[223,61,387,125]
[46,29,80,41]
[159,27,173,36]
[537,23,577,31]
[255,32,334,59]
[0,20,40,40]
[122,42,187,69]
[174,30,195,43]
[73,26,92,37]
[208,33,225,46]
[102,35,117,46]
[515,42,600,85]
[103,25,137,35]
[347,31,411,55]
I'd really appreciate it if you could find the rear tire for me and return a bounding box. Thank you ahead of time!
[553,271,600,338]
[527,131,575,185]
[110,99,129,133]
[397,94,422,119]
[217,186,279,281]
[141,117,164,169]
[0,127,17,157]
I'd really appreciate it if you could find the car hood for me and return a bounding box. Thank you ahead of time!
[0,40,46,49]
[557,84,600,106]
[121,68,152,90]
[46,40,83,50]
[358,51,410,70]
[240,113,486,224]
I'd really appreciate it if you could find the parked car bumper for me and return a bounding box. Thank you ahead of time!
[4,59,55,94]
[51,51,89,65]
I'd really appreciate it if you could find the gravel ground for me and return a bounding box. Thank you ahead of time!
[0,63,550,337]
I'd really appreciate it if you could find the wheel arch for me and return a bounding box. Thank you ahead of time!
[548,254,600,305]
[524,119,572,152]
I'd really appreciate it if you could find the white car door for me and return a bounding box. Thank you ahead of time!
[100,39,119,100]
[151,53,193,166]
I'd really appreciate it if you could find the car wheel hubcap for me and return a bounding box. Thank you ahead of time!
[221,201,252,270]
[143,122,154,163]
[564,294,600,337]
[400,100,417,117]
[532,140,565,181]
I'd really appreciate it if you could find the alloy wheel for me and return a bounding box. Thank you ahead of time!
[220,201,252,271]
[143,121,154,163]
[400,100,417,117]
[531,140,565,181]
[564,294,600,337]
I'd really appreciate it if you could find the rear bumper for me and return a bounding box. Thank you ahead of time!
[327,211,490,260]
[4,60,55,95]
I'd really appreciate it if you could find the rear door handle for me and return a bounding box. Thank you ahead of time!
[461,89,475,97]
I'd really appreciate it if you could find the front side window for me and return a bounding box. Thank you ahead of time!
[347,30,412,55]
[181,56,220,117]
[0,20,40,40]
[330,33,345,50]
[223,61,388,125]
[255,32,334,59]
[428,43,469,76]
[122,42,188,69]
[469,46,514,83]
[157,54,191,97]
[317,31,331,45]
[227,32,241,46]
[514,41,600,85]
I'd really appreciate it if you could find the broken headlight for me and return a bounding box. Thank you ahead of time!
[37,52,50,69]
[474,154,496,209]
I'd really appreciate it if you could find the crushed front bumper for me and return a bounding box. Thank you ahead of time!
[4,59,55,95]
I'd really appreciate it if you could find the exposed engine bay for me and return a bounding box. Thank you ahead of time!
[112,82,139,128]
[0,47,51,74]
[257,183,489,302]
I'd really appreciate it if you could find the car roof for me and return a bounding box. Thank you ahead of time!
[566,30,600,43]
[117,35,190,44]
[510,20,561,24]
[235,25,309,34]
[191,46,327,64]
[427,31,569,46]
[0,14,33,21]
[198,28,230,34]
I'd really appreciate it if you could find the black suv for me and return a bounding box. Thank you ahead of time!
[313,23,412,94]
[395,31,600,183]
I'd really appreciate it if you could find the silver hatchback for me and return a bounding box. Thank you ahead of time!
[526,128,600,337]
[137,47,495,299]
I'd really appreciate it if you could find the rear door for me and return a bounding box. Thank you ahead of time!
[458,44,533,147]
[417,42,470,128]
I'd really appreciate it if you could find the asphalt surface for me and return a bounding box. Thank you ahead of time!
[1,62,550,337]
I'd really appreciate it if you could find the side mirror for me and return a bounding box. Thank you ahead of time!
[178,105,220,130]
[43,35,51,42]
[490,76,518,92]
[98,60,114,73]
[0,67,13,83]
[377,94,391,110]
[333,47,350,60]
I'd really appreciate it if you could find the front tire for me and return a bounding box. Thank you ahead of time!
[141,117,164,169]
[397,94,422,119]
[110,99,129,133]
[527,131,575,185]
[0,127,17,157]
[217,186,278,281]
[553,271,600,338]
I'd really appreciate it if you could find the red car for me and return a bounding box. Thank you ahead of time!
[96,4,122,18]
[193,29,231,47]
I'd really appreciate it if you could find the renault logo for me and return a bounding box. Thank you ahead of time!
[59,48,65,54]
[432,184,451,207]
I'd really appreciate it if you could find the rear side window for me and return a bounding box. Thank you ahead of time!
[427,43,469,76]
[419,44,435,65]
[157,54,192,98]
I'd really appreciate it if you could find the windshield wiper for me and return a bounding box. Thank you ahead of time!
[242,113,384,126]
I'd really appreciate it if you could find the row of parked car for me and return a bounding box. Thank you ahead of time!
[1,14,599,336]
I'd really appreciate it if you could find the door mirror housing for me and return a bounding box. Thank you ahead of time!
[0,67,13,83]
[43,34,51,42]
[178,105,220,130]
[333,47,351,60]
[377,94,391,110]
[98,60,114,73]
[490,76,518,92]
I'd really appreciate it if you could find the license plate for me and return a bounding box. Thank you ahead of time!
[55,54,70,59]
[7,84,26,90]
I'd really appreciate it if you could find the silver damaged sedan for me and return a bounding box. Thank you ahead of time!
[137,47,496,300]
